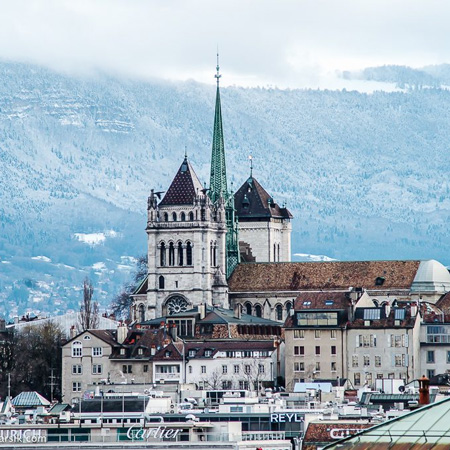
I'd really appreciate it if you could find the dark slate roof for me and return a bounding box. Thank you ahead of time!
[234,176,292,220]
[110,328,169,359]
[348,306,416,329]
[132,275,148,296]
[152,342,183,361]
[48,403,71,414]
[228,260,421,292]
[159,157,204,206]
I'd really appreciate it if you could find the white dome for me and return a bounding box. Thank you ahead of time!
[411,260,450,293]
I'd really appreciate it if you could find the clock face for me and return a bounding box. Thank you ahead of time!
[166,296,189,315]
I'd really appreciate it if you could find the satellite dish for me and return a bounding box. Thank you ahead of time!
[399,385,405,393]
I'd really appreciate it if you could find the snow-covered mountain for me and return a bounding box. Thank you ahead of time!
[1,61,449,318]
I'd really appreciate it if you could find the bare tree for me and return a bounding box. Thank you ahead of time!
[241,359,266,392]
[78,278,99,331]
[200,368,224,390]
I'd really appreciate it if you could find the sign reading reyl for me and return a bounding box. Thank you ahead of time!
[270,413,303,423]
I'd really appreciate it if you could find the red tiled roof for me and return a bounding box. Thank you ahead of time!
[228,260,421,292]
[294,292,351,310]
[303,421,372,445]
[159,157,204,206]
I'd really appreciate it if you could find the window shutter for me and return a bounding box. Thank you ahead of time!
[373,335,377,347]
[404,354,409,367]
[404,334,409,348]
[387,335,391,347]
[356,336,360,347]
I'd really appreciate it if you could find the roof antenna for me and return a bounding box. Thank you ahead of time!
[215,48,221,87]
[184,145,188,159]
[249,153,253,178]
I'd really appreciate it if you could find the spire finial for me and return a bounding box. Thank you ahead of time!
[184,145,187,159]
[249,153,253,178]
[215,51,221,87]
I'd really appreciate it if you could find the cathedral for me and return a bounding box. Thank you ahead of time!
[131,61,293,321]
[131,63,450,324]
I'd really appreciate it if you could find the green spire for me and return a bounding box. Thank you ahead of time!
[208,55,240,277]
[209,54,227,204]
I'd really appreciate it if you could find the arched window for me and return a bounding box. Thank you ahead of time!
[178,242,183,266]
[213,242,217,267]
[172,212,177,221]
[277,244,281,262]
[276,304,283,321]
[180,212,186,221]
[273,244,276,262]
[139,304,145,322]
[286,301,292,316]
[210,242,213,266]
[186,241,192,266]
[169,242,175,266]
[245,303,252,316]
[163,212,168,222]
[159,275,165,289]
[189,211,194,221]
[255,304,262,318]
[160,242,166,266]
[72,341,82,357]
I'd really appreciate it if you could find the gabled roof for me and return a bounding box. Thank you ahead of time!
[159,157,204,206]
[152,342,183,361]
[228,260,421,293]
[110,328,169,359]
[12,391,50,407]
[234,176,292,220]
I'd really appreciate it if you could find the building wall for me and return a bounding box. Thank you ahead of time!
[284,328,346,391]
[420,322,450,379]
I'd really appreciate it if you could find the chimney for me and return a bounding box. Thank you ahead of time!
[234,303,241,320]
[70,325,77,339]
[171,323,178,341]
[151,345,156,356]
[418,375,430,405]
[199,303,206,320]
[117,322,127,344]
[411,302,418,317]
[385,302,391,317]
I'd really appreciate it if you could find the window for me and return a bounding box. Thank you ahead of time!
[391,335,402,347]
[122,365,132,374]
[92,347,103,357]
[204,349,212,357]
[234,365,240,374]
[447,351,450,364]
[352,355,358,367]
[427,369,435,378]
[83,335,91,340]
[375,356,381,367]
[188,366,192,374]
[168,242,175,266]
[189,212,194,221]
[222,381,232,389]
[92,364,102,374]
[315,346,320,356]
[245,365,251,375]
[294,329,305,339]
[172,212,177,221]
[255,304,262,318]
[245,303,252,315]
[276,305,283,321]
[331,362,336,371]
[427,351,435,364]
[297,312,338,326]
[180,212,186,221]
[377,373,384,379]
[222,365,228,374]
[363,356,370,366]
[188,350,196,358]
[201,366,206,374]
[395,355,402,367]
[163,212,168,222]
[294,346,300,356]
[331,346,336,355]
[186,242,192,265]
[120,348,126,355]
[315,362,320,372]
[294,362,304,372]
[239,381,249,390]
[72,382,82,392]
[159,275,165,289]
[354,373,361,386]
[160,242,166,266]
[258,364,265,374]
[331,329,337,339]
[143,365,148,373]
[72,341,82,357]
[178,242,183,266]
[315,330,321,338]
[72,365,82,375]
[138,348,143,355]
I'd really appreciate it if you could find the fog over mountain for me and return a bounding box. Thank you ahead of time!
[1,61,449,318]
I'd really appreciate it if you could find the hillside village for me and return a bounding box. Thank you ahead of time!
[1,65,450,449]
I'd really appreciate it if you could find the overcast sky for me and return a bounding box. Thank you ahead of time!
[1,0,449,88]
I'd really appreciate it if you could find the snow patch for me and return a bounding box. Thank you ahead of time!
[294,253,337,262]
[92,262,106,270]
[31,255,52,262]
[73,230,119,246]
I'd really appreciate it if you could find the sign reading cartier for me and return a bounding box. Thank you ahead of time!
[0,429,46,443]
[127,426,181,440]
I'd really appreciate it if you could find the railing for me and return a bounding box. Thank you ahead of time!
[242,431,286,441]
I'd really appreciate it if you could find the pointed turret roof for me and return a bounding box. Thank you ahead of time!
[209,58,228,204]
[234,176,293,219]
[159,156,203,206]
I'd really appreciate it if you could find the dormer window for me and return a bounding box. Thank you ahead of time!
[120,348,126,355]
[375,276,385,286]
[204,349,212,357]
[138,348,143,355]
[164,351,171,358]
[188,350,196,358]
[325,300,334,306]
[83,335,91,340]
[303,301,311,306]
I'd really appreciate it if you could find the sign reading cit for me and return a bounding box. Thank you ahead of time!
[126,425,181,440]
[0,429,46,443]
[270,413,303,423]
